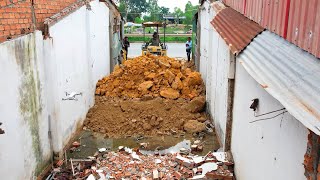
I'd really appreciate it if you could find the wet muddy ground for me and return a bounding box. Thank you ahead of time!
[66,130,220,159]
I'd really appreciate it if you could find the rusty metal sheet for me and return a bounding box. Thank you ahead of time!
[211,7,264,55]
[222,0,246,14]
[245,0,263,23]
[238,30,320,135]
[287,0,320,58]
[260,0,290,38]
[244,0,290,38]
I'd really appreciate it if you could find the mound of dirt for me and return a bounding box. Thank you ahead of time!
[83,96,208,138]
[95,55,204,99]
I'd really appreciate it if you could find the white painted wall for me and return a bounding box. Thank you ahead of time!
[208,31,231,149]
[0,33,51,180]
[0,0,111,179]
[231,60,308,180]
[199,1,210,83]
[44,0,111,153]
[199,2,230,149]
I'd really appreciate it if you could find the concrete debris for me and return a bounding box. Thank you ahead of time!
[72,141,81,148]
[95,54,204,99]
[49,146,233,179]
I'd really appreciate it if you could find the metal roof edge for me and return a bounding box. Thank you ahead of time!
[211,7,264,55]
[238,30,320,135]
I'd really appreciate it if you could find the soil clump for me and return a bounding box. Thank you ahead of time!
[84,96,208,138]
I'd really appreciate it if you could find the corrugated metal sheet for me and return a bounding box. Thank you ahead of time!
[261,0,290,38]
[287,0,320,58]
[212,1,226,13]
[238,30,320,135]
[222,0,246,14]
[211,7,264,55]
[245,0,263,24]
[244,0,290,37]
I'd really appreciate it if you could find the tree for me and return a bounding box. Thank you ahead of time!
[118,0,148,22]
[148,0,161,21]
[159,6,170,20]
[173,7,184,24]
[184,1,198,25]
[134,17,143,24]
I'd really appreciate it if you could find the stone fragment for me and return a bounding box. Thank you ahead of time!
[184,72,202,86]
[159,59,171,68]
[170,60,182,69]
[171,77,183,90]
[138,81,153,91]
[143,123,152,131]
[184,120,206,133]
[160,88,180,99]
[183,96,206,113]
[164,70,175,84]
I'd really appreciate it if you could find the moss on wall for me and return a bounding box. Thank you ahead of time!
[15,34,45,176]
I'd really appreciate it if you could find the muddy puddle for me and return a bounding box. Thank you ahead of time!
[66,130,220,159]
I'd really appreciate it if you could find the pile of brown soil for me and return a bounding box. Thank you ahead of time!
[95,55,204,99]
[83,96,208,138]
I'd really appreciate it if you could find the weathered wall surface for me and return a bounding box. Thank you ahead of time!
[0,32,51,180]
[0,0,79,42]
[207,29,232,149]
[231,60,308,180]
[0,0,111,179]
[44,0,110,152]
[199,1,210,83]
[199,1,231,149]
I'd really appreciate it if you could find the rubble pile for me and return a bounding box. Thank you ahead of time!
[51,146,234,180]
[83,96,210,137]
[95,55,204,99]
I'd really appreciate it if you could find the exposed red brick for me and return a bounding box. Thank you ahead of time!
[1,0,120,43]
[304,130,320,180]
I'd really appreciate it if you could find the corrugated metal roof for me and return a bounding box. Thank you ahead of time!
[212,1,226,13]
[222,0,246,14]
[224,0,320,58]
[245,0,263,23]
[287,0,320,58]
[211,7,264,55]
[261,0,290,38]
[238,30,320,135]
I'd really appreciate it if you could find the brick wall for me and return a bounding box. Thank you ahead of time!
[33,0,78,29]
[0,0,34,42]
[0,0,79,43]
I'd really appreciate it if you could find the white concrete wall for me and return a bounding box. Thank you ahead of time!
[199,1,210,83]
[0,0,111,179]
[208,31,232,149]
[231,60,308,180]
[0,33,51,180]
[199,2,231,149]
[44,0,110,152]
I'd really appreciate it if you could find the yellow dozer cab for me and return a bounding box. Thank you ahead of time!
[141,22,168,56]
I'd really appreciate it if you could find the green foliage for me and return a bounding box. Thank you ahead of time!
[118,0,197,25]
[128,36,188,43]
[148,0,161,21]
[119,0,148,22]
[159,6,170,20]
[134,17,143,24]
[184,1,198,25]
[172,7,184,24]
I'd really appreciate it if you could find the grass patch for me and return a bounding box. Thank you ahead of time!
[128,36,188,43]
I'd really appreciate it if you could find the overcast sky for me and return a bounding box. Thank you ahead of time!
[158,0,199,12]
